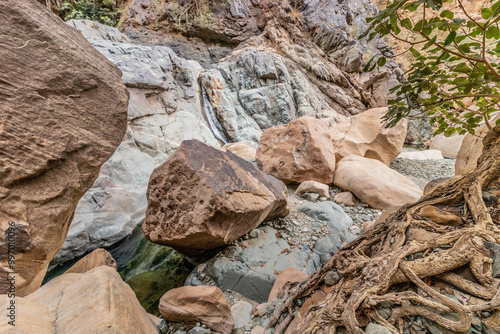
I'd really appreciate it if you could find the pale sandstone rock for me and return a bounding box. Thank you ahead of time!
[25,266,157,334]
[231,301,253,329]
[334,156,423,210]
[398,149,443,160]
[159,285,234,334]
[295,181,330,199]
[0,296,54,333]
[256,116,336,184]
[330,107,408,165]
[143,139,289,255]
[362,221,376,233]
[0,1,128,295]
[224,141,257,161]
[334,192,356,206]
[268,267,308,302]
[430,134,465,158]
[64,248,117,275]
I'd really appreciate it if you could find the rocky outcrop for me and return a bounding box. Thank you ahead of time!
[122,0,402,141]
[330,107,408,165]
[334,156,423,210]
[143,139,289,255]
[23,266,157,333]
[53,20,220,265]
[159,286,234,334]
[256,116,336,185]
[0,1,128,295]
[64,248,117,275]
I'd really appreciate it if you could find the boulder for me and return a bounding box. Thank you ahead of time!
[0,1,128,295]
[295,181,330,199]
[256,116,336,184]
[143,139,289,255]
[53,23,220,265]
[0,296,54,333]
[334,192,356,206]
[430,134,465,158]
[64,248,117,275]
[224,141,257,161]
[231,301,254,329]
[268,267,308,302]
[330,107,407,165]
[24,266,157,333]
[334,156,423,210]
[159,286,234,334]
[398,149,443,160]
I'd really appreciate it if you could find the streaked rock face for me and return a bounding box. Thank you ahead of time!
[256,116,336,185]
[0,1,128,296]
[143,139,289,255]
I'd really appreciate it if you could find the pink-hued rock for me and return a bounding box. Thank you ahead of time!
[430,134,464,158]
[333,192,356,206]
[268,267,308,302]
[295,181,330,198]
[224,141,257,161]
[330,107,407,165]
[143,140,289,255]
[159,286,234,334]
[256,116,336,184]
[334,156,423,210]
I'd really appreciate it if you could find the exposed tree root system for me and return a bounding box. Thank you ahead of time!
[269,126,500,333]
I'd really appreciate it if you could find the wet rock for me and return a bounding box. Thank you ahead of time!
[159,286,234,334]
[144,140,289,255]
[0,1,128,295]
[256,116,336,185]
[334,155,423,210]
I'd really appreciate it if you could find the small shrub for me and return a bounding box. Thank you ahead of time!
[61,0,120,26]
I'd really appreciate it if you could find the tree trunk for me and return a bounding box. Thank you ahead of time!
[269,125,500,333]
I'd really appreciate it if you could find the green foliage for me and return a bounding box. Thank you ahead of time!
[152,0,219,33]
[361,0,500,136]
[61,0,120,26]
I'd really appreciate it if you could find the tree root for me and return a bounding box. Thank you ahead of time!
[268,126,500,333]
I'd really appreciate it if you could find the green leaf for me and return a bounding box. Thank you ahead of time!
[486,26,500,39]
[482,8,493,19]
[401,18,412,29]
[423,35,437,49]
[440,10,454,19]
[377,57,387,67]
[410,48,421,58]
[444,31,456,45]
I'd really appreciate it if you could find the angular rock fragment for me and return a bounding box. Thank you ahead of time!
[65,248,117,275]
[144,139,289,255]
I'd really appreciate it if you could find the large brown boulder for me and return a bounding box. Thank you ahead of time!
[16,266,157,334]
[0,0,128,295]
[330,107,407,165]
[256,116,336,184]
[143,139,289,255]
[159,285,234,334]
[334,156,423,210]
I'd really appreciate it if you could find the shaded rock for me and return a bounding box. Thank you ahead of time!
[362,221,376,233]
[334,192,356,206]
[64,248,117,275]
[144,140,289,255]
[52,20,221,265]
[295,181,330,199]
[430,134,464,159]
[268,267,308,302]
[398,149,444,160]
[25,266,157,333]
[423,177,459,195]
[224,141,257,161]
[406,228,441,243]
[485,241,500,278]
[334,156,423,210]
[256,116,336,184]
[331,107,407,165]
[159,286,234,334]
[0,1,128,295]
[231,301,254,329]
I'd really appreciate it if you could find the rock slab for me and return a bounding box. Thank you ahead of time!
[0,0,128,295]
[143,139,289,255]
[256,116,336,184]
[334,156,423,210]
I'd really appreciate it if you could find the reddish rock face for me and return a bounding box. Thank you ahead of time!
[143,139,289,255]
[0,0,128,295]
[256,116,336,185]
[159,285,235,334]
